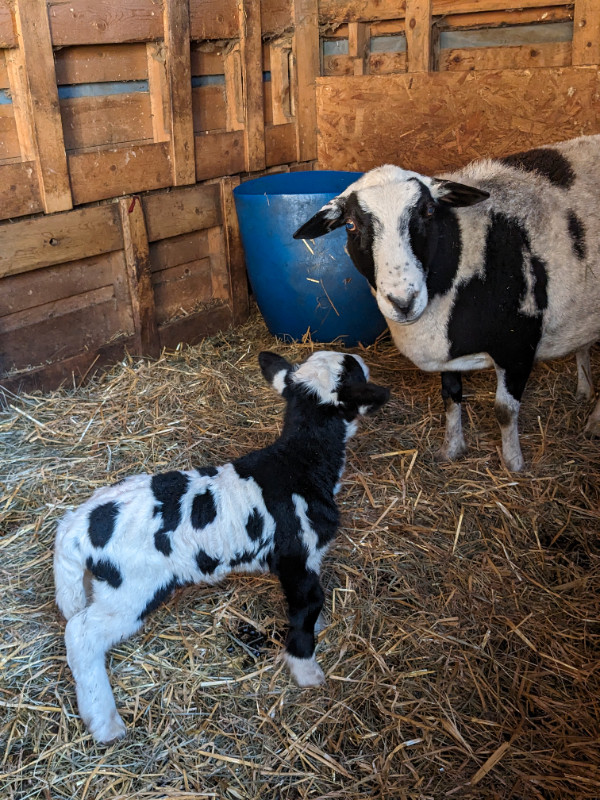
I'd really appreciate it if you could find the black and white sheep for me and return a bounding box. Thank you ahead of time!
[294,135,600,471]
[54,350,389,743]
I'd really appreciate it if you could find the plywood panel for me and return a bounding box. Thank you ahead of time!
[48,0,163,46]
[54,44,148,84]
[60,93,154,151]
[316,67,600,174]
[143,184,221,242]
[68,142,172,205]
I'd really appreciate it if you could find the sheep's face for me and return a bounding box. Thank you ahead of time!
[294,166,489,325]
[258,351,389,418]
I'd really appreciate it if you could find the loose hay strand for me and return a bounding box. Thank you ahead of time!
[0,308,599,799]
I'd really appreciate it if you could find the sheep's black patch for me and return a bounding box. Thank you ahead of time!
[151,471,190,556]
[500,147,575,189]
[139,577,179,620]
[88,502,119,548]
[195,550,220,575]
[343,191,377,289]
[531,255,548,311]
[245,508,264,541]
[197,466,218,478]
[86,556,122,589]
[191,488,217,529]
[567,210,586,260]
[230,551,256,569]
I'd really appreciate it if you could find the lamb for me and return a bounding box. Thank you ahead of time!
[294,135,600,471]
[54,350,389,743]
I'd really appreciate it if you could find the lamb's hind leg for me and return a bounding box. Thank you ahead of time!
[576,345,594,401]
[65,604,142,743]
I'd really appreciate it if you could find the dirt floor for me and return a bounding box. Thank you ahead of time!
[1,309,599,799]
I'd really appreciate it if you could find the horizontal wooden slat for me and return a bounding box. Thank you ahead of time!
[0,107,20,159]
[261,0,294,36]
[189,0,239,39]
[142,184,222,242]
[54,43,148,84]
[0,162,44,219]
[318,0,566,23]
[68,141,172,205]
[195,131,246,181]
[60,93,154,151]
[190,46,226,76]
[265,122,297,166]
[440,6,574,30]
[323,54,355,75]
[152,257,214,325]
[441,41,571,70]
[0,50,8,87]
[0,284,114,334]
[192,85,227,132]
[0,204,123,279]
[48,0,163,46]
[149,229,212,272]
[158,302,234,350]
[369,51,408,74]
[0,1,15,48]
[316,67,600,174]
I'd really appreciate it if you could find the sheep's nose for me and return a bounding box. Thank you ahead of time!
[387,293,416,317]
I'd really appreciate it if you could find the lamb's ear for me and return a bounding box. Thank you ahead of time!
[430,179,490,208]
[339,383,390,414]
[258,352,292,394]
[293,198,346,239]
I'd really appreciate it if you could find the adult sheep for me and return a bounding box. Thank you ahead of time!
[294,135,600,471]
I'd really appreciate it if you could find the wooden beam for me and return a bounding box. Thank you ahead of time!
[219,177,249,325]
[269,39,293,123]
[573,0,600,66]
[292,0,320,161]
[118,196,160,358]
[406,0,433,72]
[6,0,72,214]
[239,0,266,171]
[348,22,370,75]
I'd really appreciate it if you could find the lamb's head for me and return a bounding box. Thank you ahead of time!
[294,165,489,324]
[258,350,389,420]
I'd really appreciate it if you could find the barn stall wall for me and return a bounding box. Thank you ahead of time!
[0,0,598,392]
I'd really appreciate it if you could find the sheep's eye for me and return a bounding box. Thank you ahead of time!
[423,202,436,218]
[345,219,357,233]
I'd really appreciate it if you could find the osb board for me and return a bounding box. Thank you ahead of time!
[316,66,600,174]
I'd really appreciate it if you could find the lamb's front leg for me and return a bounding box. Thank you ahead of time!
[575,345,594,401]
[278,556,325,687]
[494,363,532,472]
[65,605,142,743]
[437,371,467,461]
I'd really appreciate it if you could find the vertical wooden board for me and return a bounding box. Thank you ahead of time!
[218,176,249,324]
[348,22,369,75]
[405,0,433,72]
[0,161,43,219]
[60,93,154,151]
[207,226,230,302]
[224,44,245,131]
[195,130,246,181]
[269,39,293,123]
[54,43,149,85]
[240,0,266,171]
[8,0,72,213]
[573,0,600,65]
[147,42,171,143]
[316,68,600,174]
[292,0,319,161]
[189,0,239,39]
[47,0,163,46]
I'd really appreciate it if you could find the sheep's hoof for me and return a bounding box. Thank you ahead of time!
[501,453,524,472]
[285,654,326,687]
[585,416,600,437]
[435,441,467,463]
[90,711,127,745]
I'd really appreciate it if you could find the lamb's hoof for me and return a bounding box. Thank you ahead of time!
[89,711,127,744]
[585,416,600,437]
[435,442,467,463]
[501,453,524,472]
[285,654,326,688]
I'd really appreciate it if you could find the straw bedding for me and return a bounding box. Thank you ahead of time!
[1,309,599,800]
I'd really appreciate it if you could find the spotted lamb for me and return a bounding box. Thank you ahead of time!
[54,350,389,743]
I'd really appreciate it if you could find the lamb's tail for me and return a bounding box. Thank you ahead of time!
[54,510,88,620]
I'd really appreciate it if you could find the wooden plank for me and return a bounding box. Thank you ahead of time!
[118,196,160,358]
[0,204,122,279]
[60,93,154,151]
[0,107,20,160]
[0,1,15,48]
[149,229,211,272]
[406,0,433,72]
[218,176,249,325]
[142,184,222,243]
[240,0,266,171]
[316,67,600,174]
[441,41,571,70]
[348,22,370,75]
[369,51,408,74]
[192,84,228,133]
[224,44,245,131]
[261,0,293,37]
[7,0,72,214]
[293,0,320,161]
[265,122,297,166]
[189,0,239,39]
[191,46,226,76]
[161,0,196,186]
[48,0,163,46]
[54,43,148,85]
[68,141,172,205]
[152,257,214,325]
[0,50,8,87]
[0,285,114,335]
[440,6,573,30]
[573,0,600,66]
[0,161,43,219]
[323,54,355,76]
[158,303,234,350]
[195,131,246,181]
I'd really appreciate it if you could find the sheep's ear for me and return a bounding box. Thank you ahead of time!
[339,383,390,415]
[258,352,292,394]
[430,179,490,208]
[293,199,345,239]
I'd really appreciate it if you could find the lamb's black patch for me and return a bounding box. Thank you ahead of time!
[191,488,217,529]
[151,471,190,556]
[196,466,218,478]
[245,507,264,541]
[139,577,179,620]
[408,182,463,298]
[88,502,119,548]
[500,147,575,189]
[195,549,220,574]
[343,192,377,288]
[448,212,547,401]
[86,556,122,589]
[567,210,586,260]
[230,551,256,569]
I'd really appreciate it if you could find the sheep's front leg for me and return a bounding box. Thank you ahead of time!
[576,345,594,401]
[494,363,532,472]
[278,556,325,687]
[585,396,600,436]
[65,605,142,743]
[437,371,467,461]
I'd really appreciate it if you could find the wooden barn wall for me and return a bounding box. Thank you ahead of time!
[1,0,599,391]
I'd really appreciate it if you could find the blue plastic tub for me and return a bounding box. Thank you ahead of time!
[233,171,386,346]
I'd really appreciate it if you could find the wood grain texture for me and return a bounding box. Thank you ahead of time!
[293,0,320,161]
[60,93,154,151]
[406,0,433,72]
[0,162,43,219]
[265,122,297,166]
[316,67,600,174]
[158,302,234,350]
[48,0,163,46]
[0,2,14,48]
[142,183,221,242]
[194,130,246,181]
[189,0,239,39]
[54,43,148,85]
[240,0,266,171]
[441,41,571,70]
[218,176,249,325]
[573,0,600,66]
